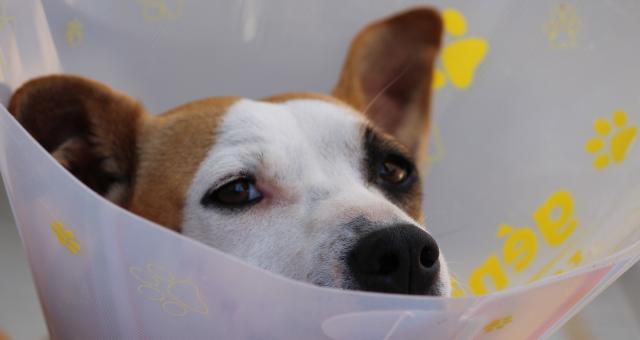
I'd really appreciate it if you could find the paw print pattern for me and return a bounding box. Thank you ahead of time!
[483,315,513,333]
[136,0,185,22]
[433,8,489,90]
[51,220,81,254]
[65,19,83,47]
[585,110,637,170]
[129,264,209,317]
[545,3,582,49]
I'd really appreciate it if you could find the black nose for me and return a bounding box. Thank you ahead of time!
[347,224,440,295]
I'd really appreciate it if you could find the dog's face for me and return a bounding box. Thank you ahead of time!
[9,8,449,295]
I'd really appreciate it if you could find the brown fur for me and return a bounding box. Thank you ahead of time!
[333,8,443,166]
[9,75,145,198]
[9,75,239,231]
[8,7,443,234]
[129,97,239,231]
[263,92,355,109]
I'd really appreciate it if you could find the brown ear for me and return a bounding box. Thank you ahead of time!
[9,75,146,203]
[333,7,443,163]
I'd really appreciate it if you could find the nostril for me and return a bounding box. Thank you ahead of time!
[420,245,439,268]
[348,224,442,295]
[377,252,399,275]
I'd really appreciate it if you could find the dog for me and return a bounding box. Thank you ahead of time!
[8,8,450,296]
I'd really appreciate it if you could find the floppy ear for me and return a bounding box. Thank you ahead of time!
[333,8,443,163]
[9,75,146,203]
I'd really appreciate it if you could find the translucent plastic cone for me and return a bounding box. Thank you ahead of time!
[1,1,640,339]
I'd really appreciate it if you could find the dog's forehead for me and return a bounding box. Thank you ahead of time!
[180,96,372,204]
[212,98,366,166]
[223,98,362,142]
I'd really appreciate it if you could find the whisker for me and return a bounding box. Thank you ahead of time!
[362,64,411,116]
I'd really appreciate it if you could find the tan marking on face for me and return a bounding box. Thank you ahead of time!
[128,97,240,231]
[263,92,355,110]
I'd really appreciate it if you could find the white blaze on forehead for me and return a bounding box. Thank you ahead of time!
[189,98,367,200]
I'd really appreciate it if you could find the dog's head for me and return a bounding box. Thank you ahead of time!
[9,8,448,295]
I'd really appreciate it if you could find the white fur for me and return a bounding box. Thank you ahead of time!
[182,98,449,295]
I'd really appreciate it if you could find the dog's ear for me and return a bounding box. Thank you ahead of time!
[9,75,146,203]
[333,8,443,162]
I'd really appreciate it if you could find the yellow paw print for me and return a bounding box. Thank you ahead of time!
[65,18,83,47]
[129,264,209,317]
[483,315,513,333]
[433,8,489,90]
[136,0,185,22]
[51,221,80,254]
[545,3,582,49]
[585,110,637,170]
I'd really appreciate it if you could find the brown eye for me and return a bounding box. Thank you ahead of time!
[201,177,263,208]
[378,155,413,186]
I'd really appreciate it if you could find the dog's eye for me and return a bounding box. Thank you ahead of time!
[201,177,263,208]
[378,154,413,186]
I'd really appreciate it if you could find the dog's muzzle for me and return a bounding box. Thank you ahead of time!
[347,224,441,295]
